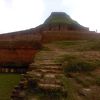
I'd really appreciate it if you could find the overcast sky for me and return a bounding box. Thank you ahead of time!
[0,0,100,33]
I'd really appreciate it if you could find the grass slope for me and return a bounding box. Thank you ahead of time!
[42,39,100,100]
[27,39,100,100]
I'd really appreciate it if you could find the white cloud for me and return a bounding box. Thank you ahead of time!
[63,0,100,32]
[0,0,100,33]
[0,0,44,33]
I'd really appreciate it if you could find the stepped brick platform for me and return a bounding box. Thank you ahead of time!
[0,12,99,74]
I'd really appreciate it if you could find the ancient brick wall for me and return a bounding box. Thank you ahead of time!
[0,29,41,42]
[0,24,98,68]
[41,31,100,43]
[0,49,37,64]
[0,29,42,68]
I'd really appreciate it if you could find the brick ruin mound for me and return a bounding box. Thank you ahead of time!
[0,12,99,71]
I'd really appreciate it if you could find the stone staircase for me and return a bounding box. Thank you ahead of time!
[27,51,64,91]
[11,49,66,99]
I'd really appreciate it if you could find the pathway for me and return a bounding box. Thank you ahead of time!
[27,50,64,91]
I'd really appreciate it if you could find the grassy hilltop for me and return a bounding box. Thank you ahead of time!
[44,12,78,25]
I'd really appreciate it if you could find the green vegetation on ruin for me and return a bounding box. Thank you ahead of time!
[37,39,100,100]
[44,12,79,25]
[50,39,100,51]
[62,55,97,73]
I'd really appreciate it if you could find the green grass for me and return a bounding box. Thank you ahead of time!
[64,59,95,73]
[60,54,97,73]
[44,12,79,25]
[75,76,95,87]
[61,75,79,100]
[51,40,81,48]
[95,76,100,86]
[0,73,21,100]
[50,39,100,51]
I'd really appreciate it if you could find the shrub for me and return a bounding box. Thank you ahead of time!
[96,77,100,86]
[62,56,96,73]
[90,41,100,50]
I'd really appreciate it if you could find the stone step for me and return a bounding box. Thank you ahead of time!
[33,69,63,74]
[27,49,65,91]
[29,65,62,70]
[33,61,61,66]
[30,67,62,71]
[36,67,62,71]
[29,71,63,78]
[29,63,62,69]
[33,63,62,66]
[38,83,62,90]
[35,53,56,58]
[34,56,63,61]
[39,79,61,84]
[29,72,41,78]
